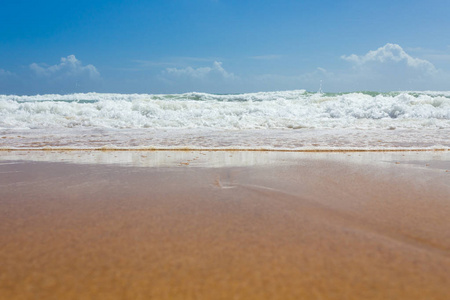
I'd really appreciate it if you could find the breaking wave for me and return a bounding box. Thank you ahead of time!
[1,90,449,130]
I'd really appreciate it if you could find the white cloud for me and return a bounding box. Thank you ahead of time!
[341,43,436,74]
[164,61,235,80]
[22,55,102,93]
[329,43,450,91]
[30,55,100,79]
[248,44,449,92]
[158,61,237,93]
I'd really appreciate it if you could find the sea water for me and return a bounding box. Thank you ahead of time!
[1,90,449,150]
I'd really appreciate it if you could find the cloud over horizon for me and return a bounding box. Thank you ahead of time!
[0,55,101,94]
[163,61,235,80]
[1,44,449,94]
[30,55,100,80]
[341,43,437,74]
[334,43,447,91]
[159,61,237,93]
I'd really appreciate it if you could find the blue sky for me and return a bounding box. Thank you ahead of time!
[1,0,450,94]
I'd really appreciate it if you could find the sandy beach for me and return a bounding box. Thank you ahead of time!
[0,151,449,299]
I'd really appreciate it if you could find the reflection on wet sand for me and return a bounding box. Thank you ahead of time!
[0,151,449,299]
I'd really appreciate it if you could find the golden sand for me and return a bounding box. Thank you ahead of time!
[0,151,449,299]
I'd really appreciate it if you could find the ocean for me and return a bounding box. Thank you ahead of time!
[1,90,449,150]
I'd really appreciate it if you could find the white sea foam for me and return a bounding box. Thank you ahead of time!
[1,90,449,150]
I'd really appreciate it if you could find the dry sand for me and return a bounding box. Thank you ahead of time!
[0,151,449,300]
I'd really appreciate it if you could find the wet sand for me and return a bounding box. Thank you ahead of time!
[0,151,449,299]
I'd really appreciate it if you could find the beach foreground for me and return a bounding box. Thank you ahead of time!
[1,151,449,299]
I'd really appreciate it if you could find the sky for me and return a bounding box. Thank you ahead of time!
[1,0,450,95]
